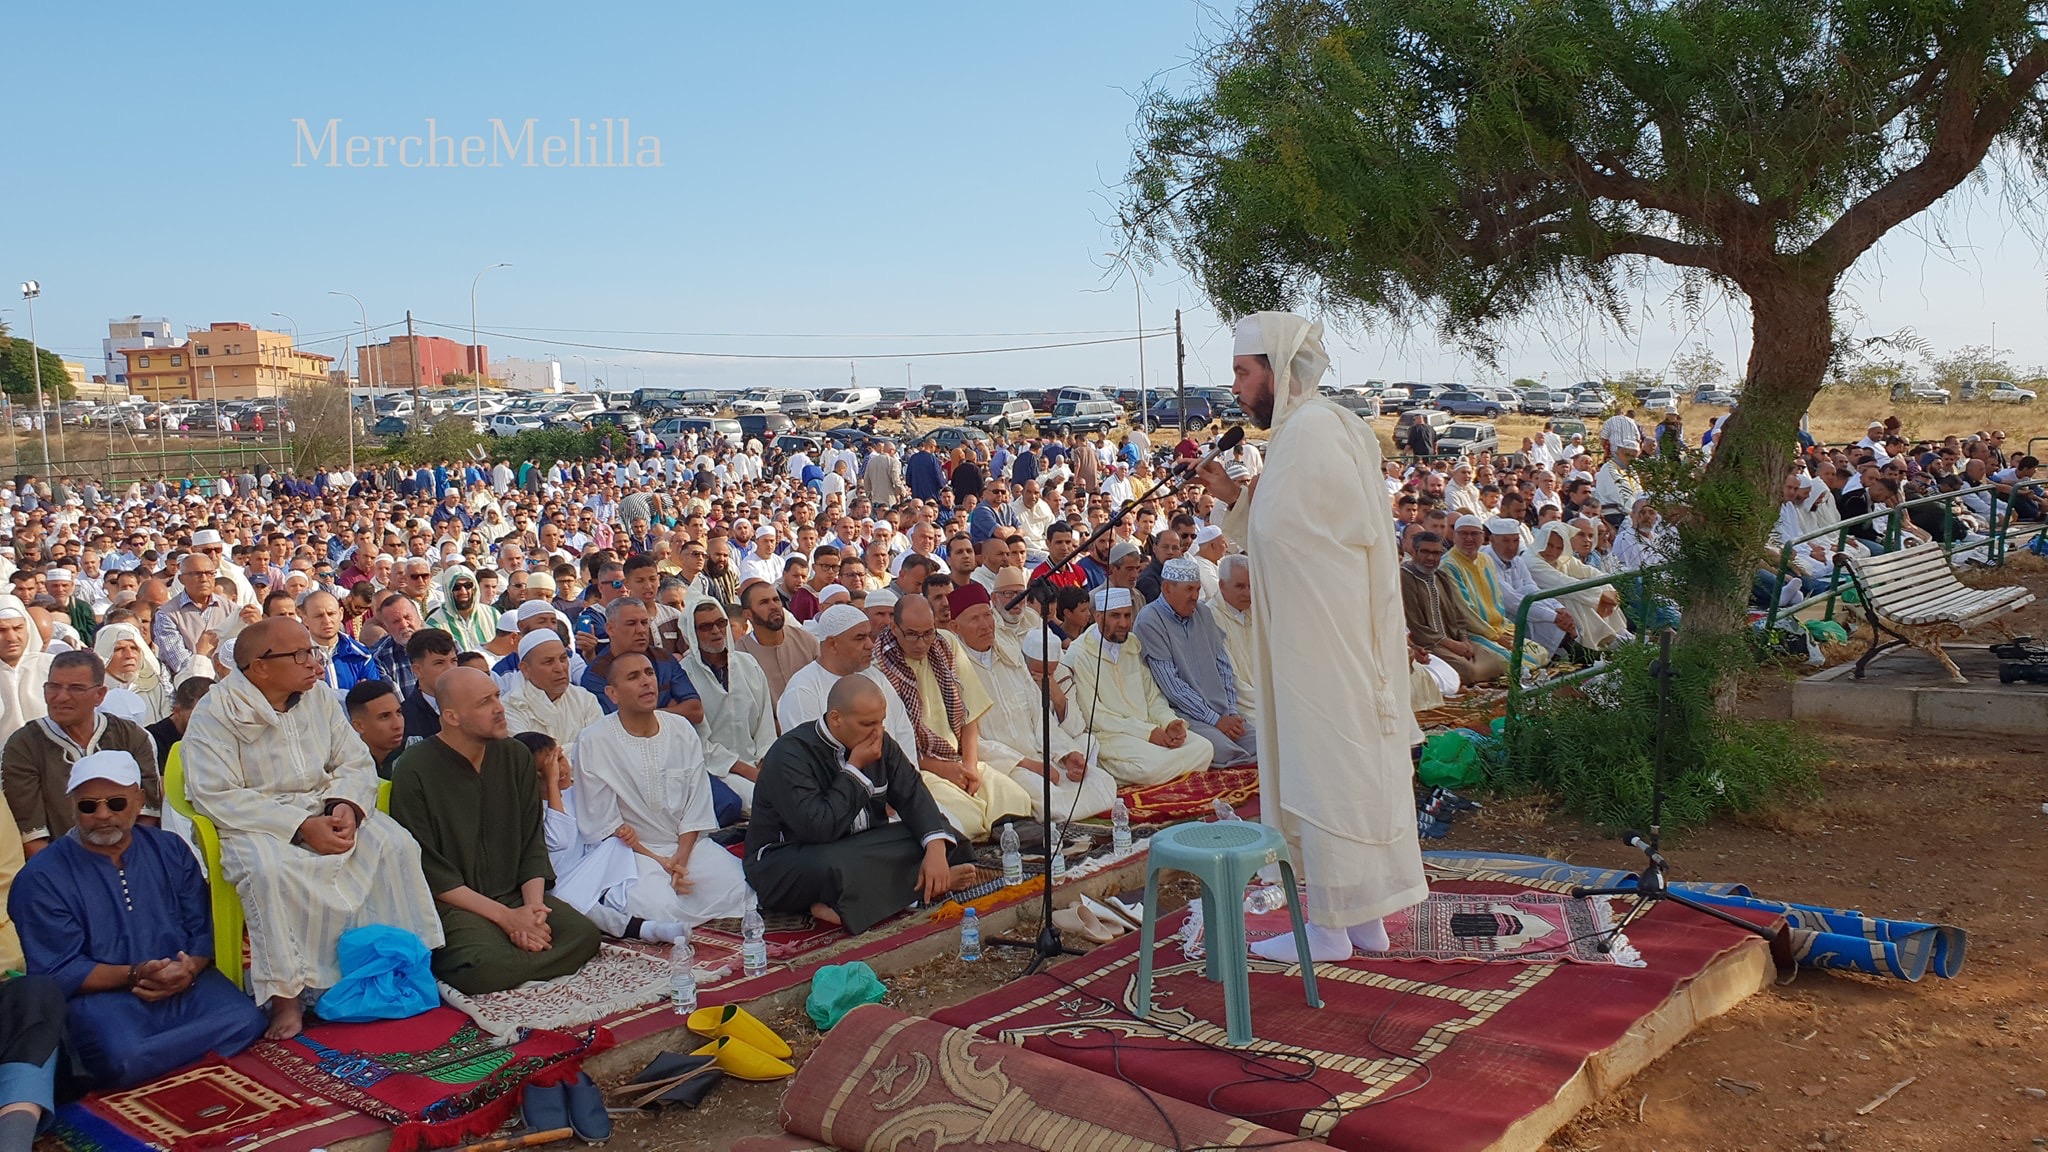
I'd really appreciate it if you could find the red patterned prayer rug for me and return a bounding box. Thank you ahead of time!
[1238,888,1638,967]
[934,878,1779,1152]
[245,1007,608,1152]
[1116,766,1260,825]
[774,1006,1325,1151]
[76,1062,324,1152]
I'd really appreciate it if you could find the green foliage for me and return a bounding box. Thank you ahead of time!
[1497,638,1824,830]
[0,337,74,400]
[495,426,606,463]
[379,416,483,464]
[1671,344,1726,392]
[1925,343,2022,388]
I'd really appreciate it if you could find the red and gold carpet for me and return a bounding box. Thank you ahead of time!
[1115,766,1260,825]
[934,878,1780,1152]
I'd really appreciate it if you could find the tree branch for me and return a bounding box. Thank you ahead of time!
[1807,40,2048,275]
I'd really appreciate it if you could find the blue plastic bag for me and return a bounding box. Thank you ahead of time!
[318,925,439,1022]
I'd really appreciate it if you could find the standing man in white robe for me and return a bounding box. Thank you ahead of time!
[181,618,443,1038]
[1202,312,1427,963]
[573,651,752,930]
[677,595,777,813]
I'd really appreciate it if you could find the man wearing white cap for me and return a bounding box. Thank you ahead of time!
[676,595,777,814]
[862,586,899,634]
[1440,515,1554,669]
[1593,437,1644,527]
[1484,518,1577,657]
[1206,554,1259,728]
[181,617,442,1039]
[1201,311,1426,963]
[8,749,267,1088]
[1188,524,1228,603]
[498,630,604,760]
[1058,587,1211,787]
[188,529,256,610]
[152,554,235,680]
[1133,558,1255,768]
[1443,461,1485,518]
[738,526,786,586]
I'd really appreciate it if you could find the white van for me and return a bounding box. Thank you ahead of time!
[817,387,881,417]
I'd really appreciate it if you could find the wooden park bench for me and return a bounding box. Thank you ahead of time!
[1835,546,2035,682]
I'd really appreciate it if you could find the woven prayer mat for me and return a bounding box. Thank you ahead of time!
[776,1005,1324,1152]
[1240,888,1640,967]
[245,1007,606,1152]
[934,878,1780,1152]
[439,943,673,1039]
[82,1061,323,1152]
[1116,766,1260,825]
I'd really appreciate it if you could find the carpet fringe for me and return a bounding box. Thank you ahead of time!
[1588,896,1646,968]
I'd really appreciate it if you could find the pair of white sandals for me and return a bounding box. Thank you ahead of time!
[1052,893,1146,944]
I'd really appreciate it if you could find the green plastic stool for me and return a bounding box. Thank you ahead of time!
[1135,820,1321,1046]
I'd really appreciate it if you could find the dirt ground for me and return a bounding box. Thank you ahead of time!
[607,565,2048,1152]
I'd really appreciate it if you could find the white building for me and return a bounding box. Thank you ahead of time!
[103,316,177,388]
[493,357,563,393]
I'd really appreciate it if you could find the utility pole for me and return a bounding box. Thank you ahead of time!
[405,310,422,430]
[1175,309,1186,435]
[19,282,52,480]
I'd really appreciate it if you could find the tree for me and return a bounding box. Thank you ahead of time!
[1672,343,1727,393]
[1125,0,2048,620]
[0,337,75,401]
[1925,342,2021,387]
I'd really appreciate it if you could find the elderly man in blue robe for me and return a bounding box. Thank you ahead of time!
[7,750,265,1089]
[1132,557,1256,768]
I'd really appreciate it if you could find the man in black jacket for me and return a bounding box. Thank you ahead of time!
[743,675,975,934]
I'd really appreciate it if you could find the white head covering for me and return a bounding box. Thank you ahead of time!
[818,584,851,607]
[1453,514,1486,532]
[93,621,164,696]
[67,749,142,792]
[814,604,868,639]
[1160,557,1201,584]
[1486,517,1521,536]
[1194,524,1223,546]
[496,609,520,635]
[191,529,224,548]
[1092,586,1134,612]
[1021,629,1061,663]
[517,630,564,660]
[865,587,899,608]
[516,600,557,625]
[1533,521,1577,556]
[1234,311,1331,433]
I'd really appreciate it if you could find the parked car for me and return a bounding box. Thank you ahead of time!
[371,415,412,437]
[1148,396,1216,427]
[774,434,824,458]
[1570,391,1611,417]
[1894,382,1952,405]
[737,412,795,440]
[1520,389,1572,416]
[970,398,1037,433]
[823,426,892,450]
[1971,379,2038,403]
[815,387,881,417]
[926,425,991,453]
[1393,408,1453,449]
[924,388,969,418]
[1331,395,1382,420]
[553,394,605,418]
[1440,421,1500,456]
[1040,399,1123,436]
[1434,390,1506,418]
[1694,389,1740,407]
[589,410,644,431]
[730,388,791,414]
[1641,389,1679,412]
[653,416,743,446]
[493,412,547,435]
[874,388,924,418]
[1470,385,1523,413]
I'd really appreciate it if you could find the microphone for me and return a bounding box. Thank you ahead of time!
[1171,425,1245,479]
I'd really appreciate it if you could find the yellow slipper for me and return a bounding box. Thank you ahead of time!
[689,1035,795,1081]
[685,1003,793,1059]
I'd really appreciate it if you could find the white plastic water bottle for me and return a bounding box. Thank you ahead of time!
[669,940,697,1013]
[959,907,983,961]
[1244,884,1289,915]
[1048,821,1066,881]
[740,903,768,978]
[1213,797,1240,822]
[1111,797,1132,854]
[999,823,1024,887]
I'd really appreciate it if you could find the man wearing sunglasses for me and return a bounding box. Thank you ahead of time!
[9,749,266,1088]
[4,651,161,859]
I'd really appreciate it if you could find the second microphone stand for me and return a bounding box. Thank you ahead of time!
[985,455,1212,975]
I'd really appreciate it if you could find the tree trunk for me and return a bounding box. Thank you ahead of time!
[1678,271,1837,635]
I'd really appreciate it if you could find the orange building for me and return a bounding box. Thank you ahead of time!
[188,322,331,401]
[119,344,196,402]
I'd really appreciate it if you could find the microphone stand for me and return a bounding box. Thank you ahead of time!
[985,449,1220,975]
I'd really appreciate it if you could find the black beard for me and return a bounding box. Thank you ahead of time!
[1249,395,1275,429]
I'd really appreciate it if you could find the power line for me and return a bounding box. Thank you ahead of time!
[457,323,1173,339]
[411,319,1176,361]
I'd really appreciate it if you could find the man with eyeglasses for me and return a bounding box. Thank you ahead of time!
[9,749,267,1089]
[188,529,256,610]
[4,651,161,860]
[150,554,236,679]
[675,596,775,816]
[182,617,442,1041]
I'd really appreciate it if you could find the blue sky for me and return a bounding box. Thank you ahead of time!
[7,1,2046,394]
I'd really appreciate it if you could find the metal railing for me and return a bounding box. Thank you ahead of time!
[1986,476,2048,565]
[1759,483,1998,634]
[1504,561,1673,730]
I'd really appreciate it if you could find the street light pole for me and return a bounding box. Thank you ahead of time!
[328,290,369,470]
[19,282,52,480]
[471,263,510,417]
[1103,253,1146,431]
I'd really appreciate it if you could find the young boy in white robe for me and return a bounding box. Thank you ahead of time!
[514,731,685,943]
